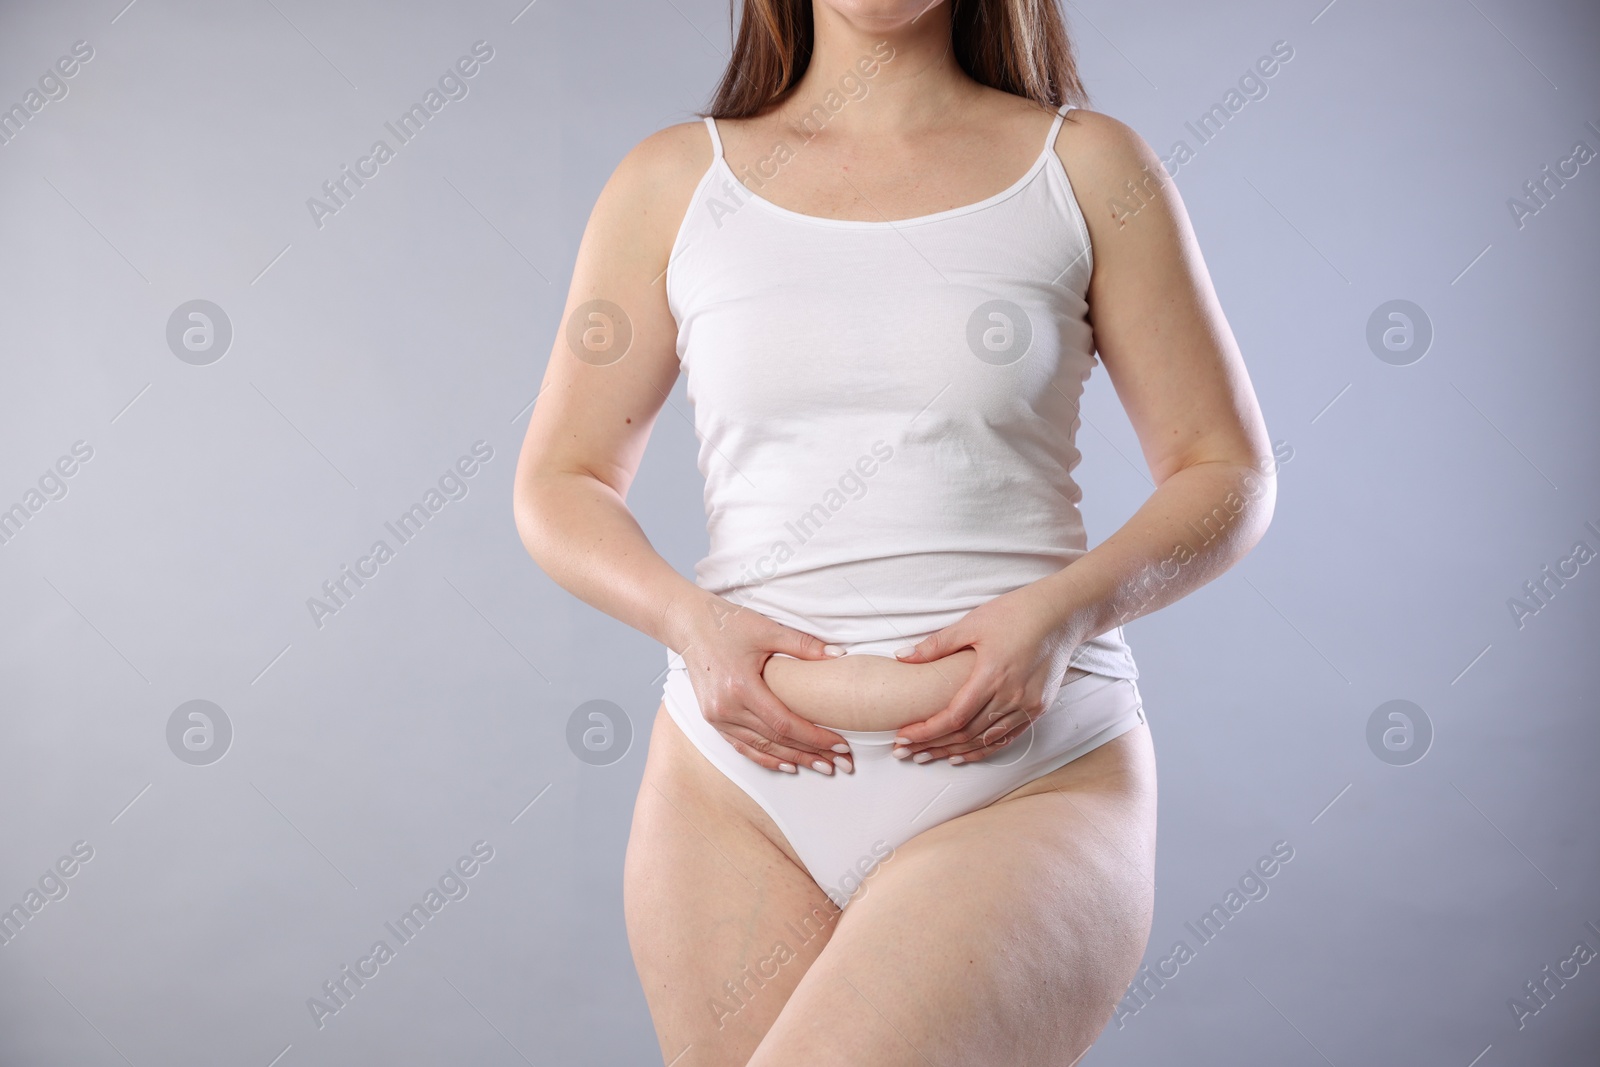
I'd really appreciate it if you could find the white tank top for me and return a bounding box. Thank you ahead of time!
[664,102,1138,680]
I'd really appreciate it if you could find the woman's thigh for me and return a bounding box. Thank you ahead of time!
[624,702,841,1067]
[747,721,1159,1067]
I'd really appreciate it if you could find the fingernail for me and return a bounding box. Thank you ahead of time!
[891,747,910,759]
[948,755,965,765]
[778,762,797,773]
[824,643,845,657]
[912,751,933,764]
[832,743,851,754]
[833,756,853,773]
[894,737,911,746]
[894,647,914,659]
[812,760,834,775]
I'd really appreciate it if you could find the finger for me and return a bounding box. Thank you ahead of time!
[895,696,1014,762]
[703,673,853,763]
[768,624,846,663]
[717,731,800,774]
[742,683,854,764]
[717,720,811,767]
[909,700,1023,753]
[718,722,849,773]
[922,710,1036,763]
[892,670,995,746]
[891,625,962,664]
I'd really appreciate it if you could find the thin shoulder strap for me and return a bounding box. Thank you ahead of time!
[1045,102,1073,150]
[702,114,724,161]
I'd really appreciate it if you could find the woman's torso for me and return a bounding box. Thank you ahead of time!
[662,90,1139,726]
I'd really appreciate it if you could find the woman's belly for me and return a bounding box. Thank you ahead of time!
[762,650,1092,732]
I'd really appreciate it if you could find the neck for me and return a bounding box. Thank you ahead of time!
[781,1,977,140]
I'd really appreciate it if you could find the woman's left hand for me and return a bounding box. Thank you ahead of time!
[889,581,1082,764]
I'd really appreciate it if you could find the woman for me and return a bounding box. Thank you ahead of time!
[513,1,1275,1063]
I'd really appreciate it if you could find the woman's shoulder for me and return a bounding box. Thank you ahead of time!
[965,87,1152,167]
[584,119,717,265]
[1057,104,1150,142]
[597,120,715,215]
[616,119,716,185]
[1052,105,1167,191]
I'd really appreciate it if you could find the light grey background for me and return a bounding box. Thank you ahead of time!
[1,0,1596,1064]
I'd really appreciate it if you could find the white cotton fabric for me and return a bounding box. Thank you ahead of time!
[664,103,1139,681]
[663,663,1147,909]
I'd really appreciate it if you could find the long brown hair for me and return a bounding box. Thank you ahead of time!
[703,0,1090,118]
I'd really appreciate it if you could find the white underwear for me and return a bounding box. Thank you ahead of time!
[660,637,1148,910]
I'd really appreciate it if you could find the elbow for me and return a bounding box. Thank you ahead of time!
[1239,452,1279,545]
[512,465,602,568]
[511,470,553,566]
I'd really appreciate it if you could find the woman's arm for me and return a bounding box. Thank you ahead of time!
[512,122,851,774]
[892,109,1277,760]
[1045,107,1278,649]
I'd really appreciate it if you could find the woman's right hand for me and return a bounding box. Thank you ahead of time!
[672,592,853,775]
